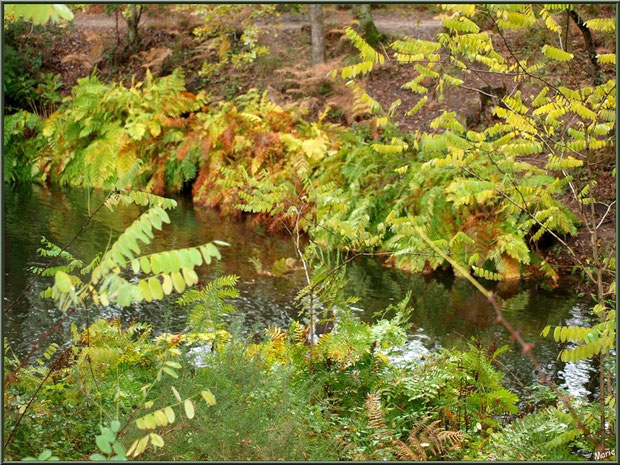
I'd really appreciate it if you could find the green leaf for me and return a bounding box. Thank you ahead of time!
[138,280,153,302]
[542,44,573,61]
[90,453,107,461]
[169,251,181,271]
[150,212,163,230]
[163,367,178,378]
[117,284,133,307]
[164,406,176,424]
[143,413,156,430]
[154,409,168,426]
[110,420,121,433]
[201,243,221,262]
[201,245,213,265]
[38,450,53,461]
[139,257,151,274]
[188,248,203,266]
[162,274,173,295]
[150,255,162,275]
[171,386,182,402]
[96,435,113,454]
[100,427,115,444]
[182,267,198,286]
[150,433,165,448]
[5,5,74,25]
[148,277,164,301]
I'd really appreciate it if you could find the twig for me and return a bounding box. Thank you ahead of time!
[595,201,616,230]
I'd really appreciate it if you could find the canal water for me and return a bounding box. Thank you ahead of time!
[3,184,598,398]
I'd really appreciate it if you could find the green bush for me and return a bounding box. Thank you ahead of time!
[136,335,339,461]
[3,111,46,184]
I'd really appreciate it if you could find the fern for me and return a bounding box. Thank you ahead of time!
[177,275,239,332]
[364,393,397,459]
[394,417,466,461]
[481,406,582,460]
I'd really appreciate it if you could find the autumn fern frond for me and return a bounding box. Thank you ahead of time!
[394,416,466,461]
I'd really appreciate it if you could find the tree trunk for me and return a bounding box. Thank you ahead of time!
[354,4,384,47]
[568,9,603,86]
[309,5,325,65]
[125,4,143,53]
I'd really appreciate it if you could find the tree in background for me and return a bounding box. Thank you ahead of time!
[103,4,145,55]
[353,4,385,47]
[125,4,145,53]
[309,4,325,65]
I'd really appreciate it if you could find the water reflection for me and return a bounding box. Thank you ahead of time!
[3,184,596,398]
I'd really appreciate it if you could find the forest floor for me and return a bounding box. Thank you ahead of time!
[25,4,616,280]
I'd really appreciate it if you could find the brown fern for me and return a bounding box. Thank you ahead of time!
[394,416,466,461]
[138,47,173,75]
[351,85,373,122]
[365,393,397,459]
[60,32,104,72]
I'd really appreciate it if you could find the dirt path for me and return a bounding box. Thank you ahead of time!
[71,10,443,38]
[71,12,178,32]
[262,9,443,37]
[374,17,442,40]
[72,13,119,30]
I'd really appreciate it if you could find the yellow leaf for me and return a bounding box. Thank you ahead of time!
[201,389,216,406]
[164,406,175,424]
[542,45,573,61]
[154,409,168,427]
[150,433,164,448]
[171,386,182,402]
[184,399,195,419]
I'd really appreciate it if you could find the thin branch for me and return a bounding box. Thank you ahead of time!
[595,201,616,230]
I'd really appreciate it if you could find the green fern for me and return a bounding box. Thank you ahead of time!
[177,275,239,332]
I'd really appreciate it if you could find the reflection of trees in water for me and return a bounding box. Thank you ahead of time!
[343,256,590,393]
[344,255,580,351]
